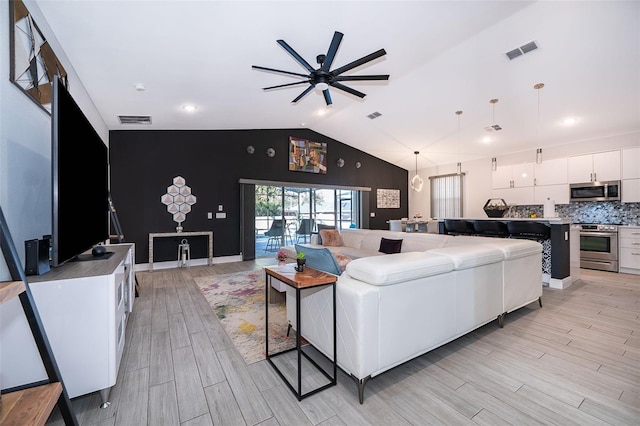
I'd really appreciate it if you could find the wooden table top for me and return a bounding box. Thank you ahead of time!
[264,264,337,289]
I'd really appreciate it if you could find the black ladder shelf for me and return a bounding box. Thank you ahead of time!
[0,206,78,425]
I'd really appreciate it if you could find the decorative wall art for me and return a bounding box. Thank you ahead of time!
[10,0,68,113]
[377,189,400,208]
[161,176,197,232]
[289,136,327,174]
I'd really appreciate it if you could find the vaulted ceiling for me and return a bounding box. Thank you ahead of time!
[35,1,639,171]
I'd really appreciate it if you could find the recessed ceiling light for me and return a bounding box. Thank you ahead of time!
[183,105,197,112]
[135,83,145,91]
[317,109,326,116]
[482,136,491,143]
[563,117,576,126]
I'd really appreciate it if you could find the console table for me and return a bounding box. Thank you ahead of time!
[264,264,337,400]
[148,231,213,271]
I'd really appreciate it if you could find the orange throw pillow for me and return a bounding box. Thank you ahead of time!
[334,253,353,272]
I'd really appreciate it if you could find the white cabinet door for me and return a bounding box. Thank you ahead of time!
[534,184,570,205]
[622,147,640,179]
[593,151,621,181]
[493,187,534,206]
[491,166,513,189]
[534,158,568,185]
[622,179,640,203]
[568,154,594,183]
[512,163,535,187]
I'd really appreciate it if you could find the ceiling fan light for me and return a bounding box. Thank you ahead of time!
[316,82,329,91]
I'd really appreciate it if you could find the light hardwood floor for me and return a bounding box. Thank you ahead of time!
[48,261,640,425]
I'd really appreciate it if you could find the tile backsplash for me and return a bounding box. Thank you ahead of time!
[510,201,640,225]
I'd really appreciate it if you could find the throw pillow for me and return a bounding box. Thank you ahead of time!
[294,244,342,276]
[379,237,403,254]
[320,229,343,247]
[334,253,353,272]
[315,224,336,245]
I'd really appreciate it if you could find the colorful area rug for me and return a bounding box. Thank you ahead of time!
[194,270,295,365]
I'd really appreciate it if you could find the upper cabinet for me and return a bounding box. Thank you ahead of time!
[622,147,640,179]
[568,151,621,183]
[492,162,535,189]
[534,157,568,186]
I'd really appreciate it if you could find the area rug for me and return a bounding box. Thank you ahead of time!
[194,270,296,365]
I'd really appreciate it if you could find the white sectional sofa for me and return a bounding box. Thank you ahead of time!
[281,229,542,403]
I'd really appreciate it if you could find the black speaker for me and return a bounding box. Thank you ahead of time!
[24,238,51,276]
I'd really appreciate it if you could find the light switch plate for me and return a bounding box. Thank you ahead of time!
[207,212,212,219]
[216,212,226,219]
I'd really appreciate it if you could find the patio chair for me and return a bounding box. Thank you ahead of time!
[264,219,289,251]
[295,218,315,243]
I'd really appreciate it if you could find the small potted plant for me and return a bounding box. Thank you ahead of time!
[483,198,508,218]
[295,252,306,272]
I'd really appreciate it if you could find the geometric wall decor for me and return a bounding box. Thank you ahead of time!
[161,176,197,232]
[10,0,68,113]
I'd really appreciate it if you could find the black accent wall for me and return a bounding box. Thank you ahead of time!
[109,129,408,264]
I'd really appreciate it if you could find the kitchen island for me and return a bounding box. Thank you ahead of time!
[437,217,577,289]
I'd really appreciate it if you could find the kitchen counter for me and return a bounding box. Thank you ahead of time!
[438,217,572,224]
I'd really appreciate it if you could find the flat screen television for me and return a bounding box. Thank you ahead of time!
[51,76,109,267]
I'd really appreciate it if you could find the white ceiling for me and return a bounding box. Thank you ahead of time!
[35,0,639,171]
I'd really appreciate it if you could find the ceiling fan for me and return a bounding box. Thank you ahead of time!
[252,31,389,105]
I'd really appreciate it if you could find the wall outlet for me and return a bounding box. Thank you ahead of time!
[216,212,226,219]
[370,212,375,217]
[218,204,223,211]
[207,212,212,219]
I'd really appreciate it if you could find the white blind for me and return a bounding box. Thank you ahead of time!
[430,173,464,218]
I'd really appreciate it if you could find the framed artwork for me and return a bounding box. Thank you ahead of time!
[10,0,68,113]
[289,137,327,174]
[377,189,400,208]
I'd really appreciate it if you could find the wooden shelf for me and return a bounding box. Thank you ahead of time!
[0,382,62,426]
[0,281,25,304]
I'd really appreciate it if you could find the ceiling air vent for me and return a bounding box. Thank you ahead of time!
[118,115,152,125]
[367,111,382,119]
[505,40,539,60]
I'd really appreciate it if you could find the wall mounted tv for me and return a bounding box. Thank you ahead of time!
[51,76,109,267]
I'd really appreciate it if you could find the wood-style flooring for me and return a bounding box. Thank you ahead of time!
[47,261,640,425]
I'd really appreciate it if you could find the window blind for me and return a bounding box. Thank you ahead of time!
[429,173,464,218]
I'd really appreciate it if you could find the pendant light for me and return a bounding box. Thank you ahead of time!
[534,83,544,164]
[455,110,463,174]
[410,151,423,192]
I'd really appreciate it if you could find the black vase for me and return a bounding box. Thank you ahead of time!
[296,258,306,272]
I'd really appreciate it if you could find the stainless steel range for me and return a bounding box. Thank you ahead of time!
[578,224,619,272]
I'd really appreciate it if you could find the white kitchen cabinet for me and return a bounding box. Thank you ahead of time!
[492,186,535,206]
[534,184,570,205]
[534,157,568,186]
[0,244,135,407]
[622,147,640,179]
[619,227,640,274]
[622,179,640,203]
[492,162,535,189]
[568,151,621,183]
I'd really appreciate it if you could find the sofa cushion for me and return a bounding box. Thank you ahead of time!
[429,245,504,270]
[295,244,342,276]
[334,253,353,272]
[316,224,336,245]
[320,229,344,247]
[379,237,403,254]
[345,252,454,285]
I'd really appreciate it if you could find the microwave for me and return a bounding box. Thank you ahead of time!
[570,181,621,202]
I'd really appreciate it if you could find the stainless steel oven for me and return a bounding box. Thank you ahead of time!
[578,224,618,272]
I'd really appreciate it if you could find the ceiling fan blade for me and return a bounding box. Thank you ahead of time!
[252,65,309,78]
[263,81,310,90]
[323,89,333,105]
[292,85,315,103]
[330,82,366,99]
[277,39,315,73]
[331,49,387,76]
[334,75,390,82]
[321,31,344,72]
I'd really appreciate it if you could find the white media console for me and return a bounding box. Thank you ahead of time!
[0,243,135,407]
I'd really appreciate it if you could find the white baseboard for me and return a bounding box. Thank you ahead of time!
[548,275,574,289]
[135,254,243,272]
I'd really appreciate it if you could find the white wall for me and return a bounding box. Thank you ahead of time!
[0,0,106,281]
[409,131,640,219]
